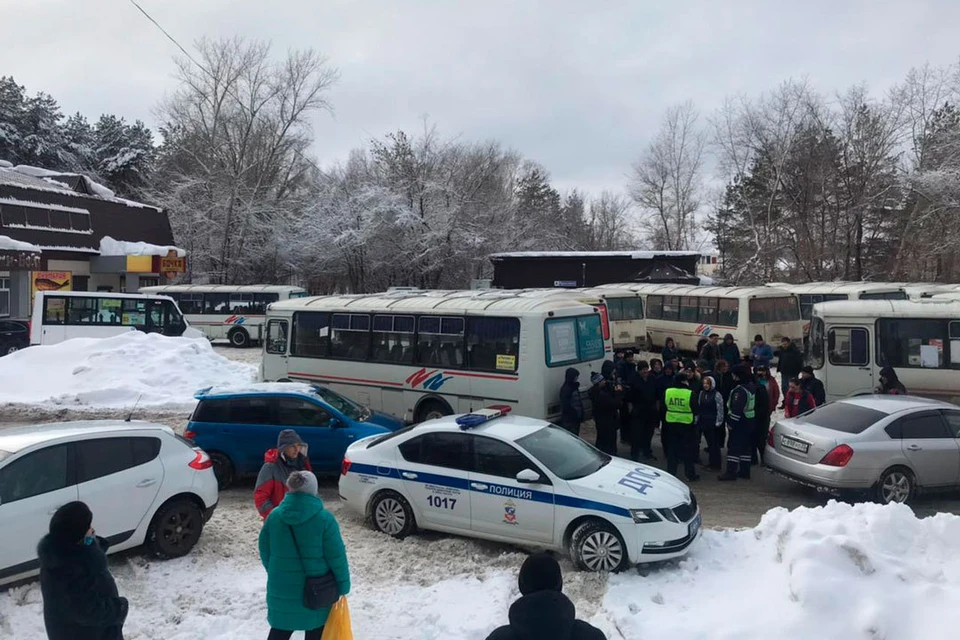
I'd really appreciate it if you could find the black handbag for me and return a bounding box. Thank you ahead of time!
[287,524,339,609]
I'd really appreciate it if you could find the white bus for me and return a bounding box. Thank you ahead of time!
[139,284,307,347]
[764,282,908,337]
[808,299,960,404]
[604,283,804,358]
[259,290,610,423]
[30,291,197,346]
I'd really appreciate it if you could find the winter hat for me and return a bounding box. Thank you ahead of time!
[286,470,319,496]
[518,553,563,595]
[636,360,650,371]
[277,429,304,450]
[590,372,605,385]
[49,501,93,543]
[732,365,751,379]
[801,366,815,375]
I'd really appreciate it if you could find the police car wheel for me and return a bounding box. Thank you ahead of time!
[571,521,628,573]
[370,491,416,538]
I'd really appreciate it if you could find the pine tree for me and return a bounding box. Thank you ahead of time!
[0,76,26,163]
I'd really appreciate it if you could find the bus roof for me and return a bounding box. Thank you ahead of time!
[812,299,960,319]
[139,284,306,294]
[599,283,793,298]
[764,282,906,295]
[269,291,601,315]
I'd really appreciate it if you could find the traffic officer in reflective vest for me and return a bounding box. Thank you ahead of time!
[664,374,700,482]
[719,365,757,481]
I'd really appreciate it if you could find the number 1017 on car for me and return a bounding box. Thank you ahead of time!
[427,495,457,509]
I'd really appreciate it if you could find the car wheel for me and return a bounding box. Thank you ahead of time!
[875,467,915,505]
[4,344,19,356]
[370,491,416,538]
[416,400,451,423]
[148,499,205,559]
[570,520,629,572]
[228,328,250,348]
[209,452,235,490]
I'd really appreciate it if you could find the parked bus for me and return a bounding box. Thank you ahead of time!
[808,299,960,405]
[30,291,197,346]
[139,284,307,347]
[764,282,908,337]
[260,290,610,423]
[602,283,804,358]
[510,288,644,351]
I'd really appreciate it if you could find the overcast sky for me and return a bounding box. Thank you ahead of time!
[3,0,959,195]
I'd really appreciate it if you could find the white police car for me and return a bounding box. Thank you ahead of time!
[338,407,701,571]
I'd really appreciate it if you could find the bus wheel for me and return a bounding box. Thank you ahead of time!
[415,400,451,423]
[228,327,250,348]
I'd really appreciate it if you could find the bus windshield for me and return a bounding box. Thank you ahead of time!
[749,297,800,323]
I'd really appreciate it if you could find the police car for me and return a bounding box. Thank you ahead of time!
[338,406,701,572]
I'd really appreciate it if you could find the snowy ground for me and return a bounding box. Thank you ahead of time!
[3,486,959,640]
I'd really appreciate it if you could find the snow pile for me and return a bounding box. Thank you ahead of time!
[0,235,40,252]
[0,333,256,408]
[99,236,186,258]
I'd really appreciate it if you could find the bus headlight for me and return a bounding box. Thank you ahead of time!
[629,509,662,524]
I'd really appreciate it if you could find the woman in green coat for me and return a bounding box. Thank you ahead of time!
[259,471,351,640]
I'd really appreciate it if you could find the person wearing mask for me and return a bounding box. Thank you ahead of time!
[616,351,636,445]
[719,366,757,481]
[259,471,351,640]
[629,360,659,462]
[39,502,129,640]
[255,429,314,519]
[774,337,804,406]
[800,366,826,406]
[656,361,676,457]
[559,368,584,436]
[588,370,621,456]
[719,333,742,368]
[751,335,774,369]
[699,334,721,370]
[877,366,908,395]
[664,374,699,482]
[486,553,606,640]
[662,337,680,364]
[752,366,771,465]
[784,378,816,418]
[696,374,724,470]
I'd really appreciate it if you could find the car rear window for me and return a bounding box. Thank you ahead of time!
[794,402,888,434]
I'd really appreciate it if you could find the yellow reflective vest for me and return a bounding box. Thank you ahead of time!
[664,387,694,425]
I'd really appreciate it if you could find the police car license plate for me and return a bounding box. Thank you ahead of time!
[688,513,701,538]
[780,435,810,454]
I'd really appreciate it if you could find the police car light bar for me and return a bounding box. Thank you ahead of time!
[456,405,512,430]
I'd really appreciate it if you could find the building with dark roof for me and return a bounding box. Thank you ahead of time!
[488,250,702,289]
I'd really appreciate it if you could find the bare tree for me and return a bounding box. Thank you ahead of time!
[584,192,635,250]
[629,101,706,250]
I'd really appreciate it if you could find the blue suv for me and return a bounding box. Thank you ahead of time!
[186,383,404,488]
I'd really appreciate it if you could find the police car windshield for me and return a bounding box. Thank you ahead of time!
[515,425,610,480]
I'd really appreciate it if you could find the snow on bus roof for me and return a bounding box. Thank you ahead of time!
[489,250,700,260]
[764,282,906,294]
[599,283,794,297]
[812,299,960,318]
[140,284,305,293]
[269,290,601,314]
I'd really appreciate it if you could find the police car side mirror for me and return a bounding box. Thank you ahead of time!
[516,469,541,484]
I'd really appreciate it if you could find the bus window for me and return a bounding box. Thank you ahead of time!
[698,297,718,324]
[372,315,415,364]
[809,316,825,368]
[860,291,906,301]
[252,293,280,314]
[229,293,255,314]
[646,295,663,320]
[44,297,66,324]
[466,317,520,372]
[877,318,948,369]
[331,314,371,360]
[606,298,624,322]
[292,312,330,358]
[68,297,97,324]
[178,293,204,315]
[621,296,643,320]
[828,327,869,366]
[718,298,739,326]
[662,296,680,321]
[679,297,699,323]
[96,298,123,324]
[204,293,230,314]
[417,316,464,367]
[951,322,960,369]
[157,300,186,335]
[749,297,799,324]
[799,294,820,320]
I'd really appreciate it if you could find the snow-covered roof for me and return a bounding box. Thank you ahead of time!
[489,251,701,260]
[99,236,186,258]
[0,165,159,211]
[0,235,41,253]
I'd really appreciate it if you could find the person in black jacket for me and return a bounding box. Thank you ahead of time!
[629,360,659,462]
[39,501,129,640]
[559,367,584,436]
[698,333,721,369]
[486,553,606,640]
[775,337,804,405]
[616,351,636,444]
[588,370,621,456]
[661,337,680,364]
[801,366,826,406]
[713,359,734,449]
[697,374,724,470]
[877,366,908,395]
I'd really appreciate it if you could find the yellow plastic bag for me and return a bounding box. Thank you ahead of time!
[321,596,353,640]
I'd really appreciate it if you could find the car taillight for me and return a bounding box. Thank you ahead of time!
[341,457,351,476]
[189,449,213,470]
[819,444,854,467]
[183,430,197,440]
[767,427,775,448]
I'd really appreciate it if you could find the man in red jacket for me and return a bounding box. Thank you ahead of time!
[254,429,313,519]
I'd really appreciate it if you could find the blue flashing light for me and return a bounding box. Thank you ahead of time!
[455,405,513,430]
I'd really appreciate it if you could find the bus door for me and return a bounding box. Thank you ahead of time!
[824,325,874,398]
[262,318,290,380]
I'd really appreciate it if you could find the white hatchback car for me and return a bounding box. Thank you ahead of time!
[0,420,219,586]
[339,407,700,572]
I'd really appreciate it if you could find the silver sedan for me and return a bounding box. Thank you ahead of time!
[765,396,960,504]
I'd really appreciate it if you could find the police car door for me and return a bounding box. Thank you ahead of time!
[396,432,472,533]
[469,436,555,544]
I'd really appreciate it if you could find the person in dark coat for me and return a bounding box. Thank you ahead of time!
[616,351,636,444]
[656,361,676,457]
[486,553,606,640]
[698,333,721,369]
[559,367,584,435]
[628,360,659,461]
[697,374,724,470]
[588,370,621,456]
[752,368,771,465]
[650,358,663,377]
[39,502,129,640]
[713,359,734,449]
[877,366,908,395]
[719,333,742,367]
[800,366,826,406]
[661,337,680,364]
[774,337,804,405]
[719,366,757,481]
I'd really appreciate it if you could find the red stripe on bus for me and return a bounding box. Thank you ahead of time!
[288,371,405,387]
[442,371,519,381]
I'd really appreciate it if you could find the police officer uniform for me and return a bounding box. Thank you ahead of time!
[719,365,756,481]
[663,375,699,482]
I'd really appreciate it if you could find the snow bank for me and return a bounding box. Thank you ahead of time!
[0,333,256,408]
[0,235,40,252]
[99,235,186,258]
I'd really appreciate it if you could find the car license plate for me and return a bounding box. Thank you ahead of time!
[688,513,701,537]
[780,435,810,454]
